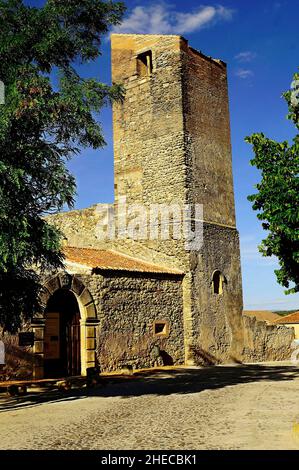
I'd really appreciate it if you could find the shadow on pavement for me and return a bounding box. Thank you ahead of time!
[1,363,298,412]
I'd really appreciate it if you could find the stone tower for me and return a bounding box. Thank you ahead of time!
[111,34,244,363]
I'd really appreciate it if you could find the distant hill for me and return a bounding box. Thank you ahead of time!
[274,310,299,317]
[243,310,281,324]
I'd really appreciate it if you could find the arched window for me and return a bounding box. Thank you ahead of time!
[212,270,226,295]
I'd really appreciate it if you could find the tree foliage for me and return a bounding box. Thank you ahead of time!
[245,71,299,294]
[0,0,125,331]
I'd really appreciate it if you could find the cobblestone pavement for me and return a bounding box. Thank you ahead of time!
[1,363,299,450]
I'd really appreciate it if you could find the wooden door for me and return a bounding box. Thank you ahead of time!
[66,312,81,376]
[44,312,60,360]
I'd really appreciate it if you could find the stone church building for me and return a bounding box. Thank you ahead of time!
[28,34,293,379]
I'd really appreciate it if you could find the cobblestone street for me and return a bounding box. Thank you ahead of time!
[1,364,299,450]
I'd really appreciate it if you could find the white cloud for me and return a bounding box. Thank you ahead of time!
[113,4,235,35]
[235,51,257,63]
[235,68,254,79]
[241,249,277,267]
[240,236,277,266]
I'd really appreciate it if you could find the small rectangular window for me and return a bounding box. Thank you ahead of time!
[154,320,169,336]
[137,51,153,77]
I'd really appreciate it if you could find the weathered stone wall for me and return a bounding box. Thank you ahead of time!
[112,35,185,207]
[98,272,184,370]
[110,34,190,272]
[78,271,185,371]
[180,42,243,362]
[190,223,244,364]
[242,315,294,362]
[182,43,236,227]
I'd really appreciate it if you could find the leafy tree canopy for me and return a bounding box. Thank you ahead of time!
[245,71,299,294]
[0,0,125,331]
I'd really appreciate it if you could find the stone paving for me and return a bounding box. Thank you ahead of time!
[1,363,299,450]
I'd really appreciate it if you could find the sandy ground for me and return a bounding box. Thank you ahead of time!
[1,362,299,450]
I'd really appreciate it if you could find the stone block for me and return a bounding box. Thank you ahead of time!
[33,341,44,354]
[86,326,96,338]
[38,288,51,307]
[86,350,96,363]
[85,303,96,318]
[46,276,60,294]
[86,338,96,350]
[79,288,93,306]
[59,272,72,289]
[32,328,44,341]
[71,276,85,296]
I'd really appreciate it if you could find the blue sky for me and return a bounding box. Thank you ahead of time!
[27,0,299,311]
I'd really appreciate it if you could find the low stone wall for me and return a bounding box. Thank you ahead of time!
[242,314,294,362]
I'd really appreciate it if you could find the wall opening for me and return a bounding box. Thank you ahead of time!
[32,274,98,379]
[44,289,81,378]
[212,270,226,295]
[137,50,153,77]
[154,320,169,336]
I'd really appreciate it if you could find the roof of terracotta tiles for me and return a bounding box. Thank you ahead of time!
[274,311,299,324]
[64,246,184,275]
[243,310,281,324]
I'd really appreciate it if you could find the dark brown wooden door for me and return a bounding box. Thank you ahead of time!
[66,312,81,376]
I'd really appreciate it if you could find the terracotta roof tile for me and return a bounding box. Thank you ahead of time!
[274,311,299,324]
[64,246,184,275]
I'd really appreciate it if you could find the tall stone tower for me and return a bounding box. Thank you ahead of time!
[111,34,244,363]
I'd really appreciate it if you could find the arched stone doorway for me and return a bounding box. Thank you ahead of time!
[31,272,99,379]
[44,289,81,378]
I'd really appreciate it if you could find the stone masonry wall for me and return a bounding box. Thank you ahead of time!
[110,35,244,363]
[182,43,236,227]
[77,271,185,372]
[112,35,185,207]
[46,204,113,250]
[242,315,294,362]
[110,34,191,272]
[180,42,244,362]
[190,223,244,364]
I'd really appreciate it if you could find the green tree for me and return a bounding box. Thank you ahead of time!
[245,71,299,294]
[0,0,125,332]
